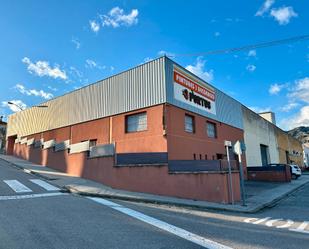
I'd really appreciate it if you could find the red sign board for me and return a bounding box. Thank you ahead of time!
[173,71,215,101]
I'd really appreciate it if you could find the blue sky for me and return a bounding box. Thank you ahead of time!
[0,0,308,130]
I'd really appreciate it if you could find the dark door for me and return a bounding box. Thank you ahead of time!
[260,144,269,166]
[285,151,290,164]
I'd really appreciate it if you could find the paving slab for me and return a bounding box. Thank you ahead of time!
[1,154,308,213]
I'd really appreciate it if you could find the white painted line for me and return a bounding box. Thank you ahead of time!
[290,222,309,234]
[266,219,283,227]
[4,180,32,193]
[0,192,67,201]
[277,220,294,229]
[29,179,60,191]
[89,197,233,249]
[253,217,271,224]
[244,217,309,235]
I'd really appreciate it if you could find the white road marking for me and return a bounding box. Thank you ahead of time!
[290,222,309,234]
[277,220,294,229]
[253,217,271,224]
[89,197,233,249]
[244,218,258,223]
[244,217,309,235]
[266,219,283,227]
[29,179,60,191]
[0,192,67,201]
[4,180,32,193]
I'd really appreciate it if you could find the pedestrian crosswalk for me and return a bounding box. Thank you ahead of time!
[29,179,60,191]
[2,179,60,194]
[3,180,32,193]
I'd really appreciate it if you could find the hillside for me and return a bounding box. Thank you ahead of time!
[288,126,309,145]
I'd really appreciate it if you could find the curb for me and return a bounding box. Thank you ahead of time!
[64,181,309,213]
[251,180,309,212]
[64,185,254,213]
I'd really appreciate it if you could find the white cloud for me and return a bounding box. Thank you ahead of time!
[270,6,298,25]
[2,100,27,112]
[85,59,97,68]
[47,86,58,92]
[22,57,67,80]
[269,83,287,95]
[69,66,83,78]
[288,77,309,103]
[255,0,275,16]
[15,84,53,100]
[246,64,256,72]
[89,20,100,33]
[280,102,299,112]
[71,38,81,49]
[185,57,214,82]
[85,59,106,70]
[157,50,175,57]
[100,7,138,28]
[249,106,271,113]
[280,105,309,130]
[248,50,257,57]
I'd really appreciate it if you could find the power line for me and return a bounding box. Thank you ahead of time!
[167,34,309,57]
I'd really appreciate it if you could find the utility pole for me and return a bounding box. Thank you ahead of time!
[224,140,234,205]
[234,140,246,206]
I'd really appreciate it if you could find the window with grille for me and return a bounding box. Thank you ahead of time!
[185,114,195,133]
[126,112,147,133]
[207,121,217,138]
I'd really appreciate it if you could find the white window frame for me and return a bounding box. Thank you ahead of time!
[207,121,217,138]
[126,112,147,133]
[185,114,195,133]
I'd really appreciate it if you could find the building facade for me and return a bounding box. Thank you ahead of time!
[304,144,309,168]
[6,56,304,202]
[7,57,244,203]
[242,107,279,166]
[276,128,304,167]
[0,119,6,153]
[242,107,303,167]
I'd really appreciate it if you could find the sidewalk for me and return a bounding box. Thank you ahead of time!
[1,154,309,213]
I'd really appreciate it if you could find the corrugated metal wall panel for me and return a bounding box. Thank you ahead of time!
[165,57,243,129]
[7,57,166,137]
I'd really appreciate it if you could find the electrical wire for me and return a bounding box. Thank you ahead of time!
[167,34,309,57]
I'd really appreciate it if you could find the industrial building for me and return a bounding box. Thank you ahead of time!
[6,56,303,203]
[242,107,304,168]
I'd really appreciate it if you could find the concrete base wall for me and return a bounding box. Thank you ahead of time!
[12,143,240,204]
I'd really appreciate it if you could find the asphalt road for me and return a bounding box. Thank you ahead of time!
[0,159,308,249]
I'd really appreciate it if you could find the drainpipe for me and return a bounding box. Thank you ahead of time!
[109,117,113,144]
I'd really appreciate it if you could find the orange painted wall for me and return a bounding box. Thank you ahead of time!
[42,126,70,142]
[112,105,167,153]
[10,104,245,203]
[166,105,247,169]
[12,143,240,203]
[71,119,109,144]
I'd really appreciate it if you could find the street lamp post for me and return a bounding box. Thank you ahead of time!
[7,102,48,111]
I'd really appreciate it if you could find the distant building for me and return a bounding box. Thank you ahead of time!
[304,144,309,168]
[0,117,7,153]
[242,108,304,167]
